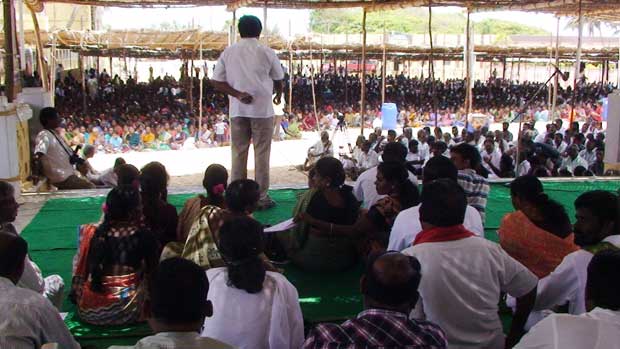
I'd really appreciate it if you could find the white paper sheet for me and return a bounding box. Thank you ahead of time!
[264,218,296,233]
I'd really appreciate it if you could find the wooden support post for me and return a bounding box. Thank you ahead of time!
[464,9,472,126]
[199,41,203,133]
[288,47,293,114]
[360,7,367,135]
[344,51,349,105]
[79,53,86,113]
[109,56,113,76]
[551,16,561,118]
[29,5,48,91]
[3,0,16,101]
[381,25,387,105]
[570,0,583,125]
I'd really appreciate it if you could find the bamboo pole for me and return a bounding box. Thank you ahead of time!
[360,8,367,135]
[428,1,437,127]
[50,35,57,107]
[79,53,86,113]
[3,0,16,102]
[551,17,560,119]
[18,0,25,71]
[199,40,203,135]
[381,23,387,105]
[309,41,320,132]
[570,0,583,125]
[344,50,349,105]
[288,45,293,114]
[464,9,472,127]
[28,5,49,91]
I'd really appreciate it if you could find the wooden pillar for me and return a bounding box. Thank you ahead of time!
[29,5,48,91]
[570,0,583,125]
[428,2,437,126]
[79,53,86,113]
[360,7,367,135]
[551,16,561,118]
[3,0,16,101]
[344,51,349,105]
[288,47,293,114]
[199,41,204,132]
[381,27,387,105]
[464,9,473,125]
[502,58,507,80]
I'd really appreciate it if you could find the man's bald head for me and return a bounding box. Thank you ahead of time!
[362,252,421,310]
[0,234,27,283]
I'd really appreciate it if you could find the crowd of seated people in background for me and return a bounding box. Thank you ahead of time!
[43,63,612,155]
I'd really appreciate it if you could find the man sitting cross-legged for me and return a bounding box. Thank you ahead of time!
[303,251,447,348]
[403,179,538,348]
[109,257,232,349]
[515,250,620,349]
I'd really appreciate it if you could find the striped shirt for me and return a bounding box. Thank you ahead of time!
[457,169,490,222]
[303,309,447,349]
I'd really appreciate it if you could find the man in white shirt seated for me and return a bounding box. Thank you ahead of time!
[480,138,502,179]
[516,250,620,349]
[553,133,568,154]
[579,139,598,167]
[403,179,538,349]
[303,130,334,171]
[560,145,589,175]
[0,181,64,310]
[389,156,484,252]
[532,191,619,320]
[354,142,418,209]
[33,107,95,190]
[109,258,232,349]
[0,234,79,349]
[356,141,380,173]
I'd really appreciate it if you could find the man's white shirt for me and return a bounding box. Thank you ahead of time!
[353,166,418,209]
[388,204,484,252]
[212,38,284,118]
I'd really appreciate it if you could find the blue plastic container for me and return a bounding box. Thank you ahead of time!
[381,103,398,130]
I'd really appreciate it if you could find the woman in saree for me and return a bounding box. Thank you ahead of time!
[72,186,158,325]
[280,157,360,272]
[498,175,579,278]
[298,161,419,255]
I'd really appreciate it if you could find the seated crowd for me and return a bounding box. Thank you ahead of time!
[2,104,620,348]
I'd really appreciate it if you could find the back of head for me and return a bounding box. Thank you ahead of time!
[225,179,260,214]
[0,181,14,201]
[363,252,422,309]
[378,161,419,209]
[202,164,228,199]
[140,161,169,198]
[420,179,466,227]
[238,15,262,38]
[423,156,458,183]
[0,234,28,280]
[39,107,58,128]
[451,143,481,169]
[510,175,543,202]
[314,157,345,187]
[115,164,140,187]
[382,142,408,163]
[587,250,620,310]
[103,185,142,223]
[149,257,209,325]
[218,217,266,294]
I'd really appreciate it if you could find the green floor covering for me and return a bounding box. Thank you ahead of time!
[20,180,619,347]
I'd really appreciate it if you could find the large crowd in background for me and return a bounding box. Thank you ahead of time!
[49,65,614,154]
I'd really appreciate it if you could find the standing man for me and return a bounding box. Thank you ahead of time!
[211,15,284,210]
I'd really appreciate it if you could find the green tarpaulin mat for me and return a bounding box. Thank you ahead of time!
[20,181,619,347]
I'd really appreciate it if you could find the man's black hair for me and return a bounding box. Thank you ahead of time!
[423,156,458,182]
[39,107,59,127]
[238,15,262,38]
[419,178,466,227]
[382,142,408,163]
[225,179,260,213]
[587,250,620,311]
[450,143,481,168]
[0,234,28,278]
[363,251,421,307]
[575,190,618,226]
[149,257,209,324]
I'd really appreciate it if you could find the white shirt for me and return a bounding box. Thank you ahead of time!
[579,148,597,167]
[403,238,538,349]
[517,160,531,177]
[515,308,620,349]
[0,223,46,294]
[418,142,430,162]
[554,141,568,154]
[0,277,79,349]
[480,149,502,178]
[35,129,77,184]
[212,38,284,118]
[358,150,379,170]
[110,332,233,349]
[534,235,620,316]
[353,166,418,209]
[560,155,589,173]
[202,268,304,349]
[388,204,484,252]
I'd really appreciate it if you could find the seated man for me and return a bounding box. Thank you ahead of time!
[389,156,484,252]
[516,250,620,349]
[33,107,95,190]
[0,181,64,309]
[354,142,418,209]
[0,234,79,348]
[533,191,619,318]
[560,144,589,175]
[403,179,538,348]
[450,143,490,222]
[303,130,333,170]
[109,257,232,349]
[303,252,447,348]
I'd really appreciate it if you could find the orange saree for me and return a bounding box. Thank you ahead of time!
[498,211,579,278]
